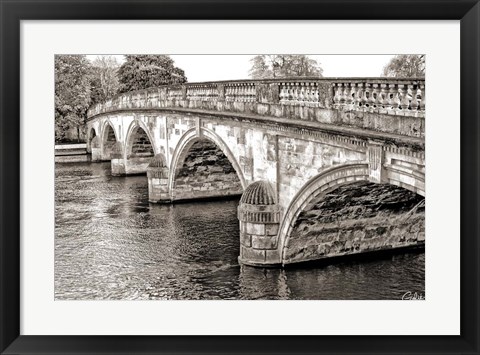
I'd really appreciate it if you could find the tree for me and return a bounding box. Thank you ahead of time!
[249,55,323,79]
[117,55,187,93]
[381,54,425,78]
[55,55,92,142]
[90,55,121,104]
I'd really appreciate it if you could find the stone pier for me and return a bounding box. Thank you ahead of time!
[238,181,282,266]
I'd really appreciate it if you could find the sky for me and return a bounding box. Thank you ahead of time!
[86,54,395,82]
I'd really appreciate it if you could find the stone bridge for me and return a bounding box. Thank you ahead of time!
[85,78,425,267]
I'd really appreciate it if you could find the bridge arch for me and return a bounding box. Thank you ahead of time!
[124,119,157,158]
[277,162,425,265]
[278,163,370,264]
[168,127,246,200]
[383,166,425,197]
[100,120,118,160]
[86,126,97,153]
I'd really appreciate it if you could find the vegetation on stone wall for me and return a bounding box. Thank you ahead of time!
[381,54,425,78]
[249,55,324,79]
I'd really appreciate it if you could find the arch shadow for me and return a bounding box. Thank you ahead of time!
[168,127,247,194]
[124,119,157,157]
[86,126,97,153]
[100,120,119,159]
[277,162,370,264]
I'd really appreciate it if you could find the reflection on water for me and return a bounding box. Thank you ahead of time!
[55,162,425,300]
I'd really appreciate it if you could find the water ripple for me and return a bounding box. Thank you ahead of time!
[55,162,425,300]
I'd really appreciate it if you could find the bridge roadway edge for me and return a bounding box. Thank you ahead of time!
[86,106,425,150]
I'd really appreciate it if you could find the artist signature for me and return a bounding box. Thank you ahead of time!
[402,291,425,300]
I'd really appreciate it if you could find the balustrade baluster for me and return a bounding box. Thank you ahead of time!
[338,84,346,104]
[239,85,245,102]
[279,85,286,103]
[285,85,291,102]
[353,84,361,107]
[289,84,295,102]
[313,84,319,103]
[367,84,376,108]
[305,84,312,103]
[409,84,418,110]
[399,84,409,110]
[298,85,305,102]
[372,84,380,108]
[333,84,341,106]
[419,83,425,110]
[345,84,353,105]
[391,85,401,110]
[380,84,388,109]
[361,84,369,108]
[386,84,395,109]
[226,86,231,101]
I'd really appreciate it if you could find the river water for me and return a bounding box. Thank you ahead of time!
[55,162,425,300]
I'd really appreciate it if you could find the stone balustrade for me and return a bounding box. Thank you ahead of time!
[87,78,425,138]
[332,80,425,116]
[225,82,256,102]
[186,83,219,101]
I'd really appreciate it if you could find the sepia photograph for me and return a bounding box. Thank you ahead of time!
[54,54,425,300]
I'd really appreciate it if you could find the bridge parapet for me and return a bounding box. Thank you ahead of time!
[87,77,425,138]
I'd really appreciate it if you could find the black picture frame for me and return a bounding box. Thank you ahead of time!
[1,0,479,354]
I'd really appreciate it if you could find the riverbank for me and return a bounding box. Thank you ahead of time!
[55,143,90,163]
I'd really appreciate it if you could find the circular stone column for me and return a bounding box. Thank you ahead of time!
[238,181,282,267]
[147,153,171,203]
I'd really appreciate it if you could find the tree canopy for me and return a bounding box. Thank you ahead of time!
[118,55,187,93]
[249,55,323,79]
[54,55,92,142]
[90,55,121,105]
[382,55,425,78]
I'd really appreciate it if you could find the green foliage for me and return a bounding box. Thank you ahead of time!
[90,56,121,104]
[382,55,425,78]
[118,55,187,93]
[54,55,92,142]
[249,55,323,79]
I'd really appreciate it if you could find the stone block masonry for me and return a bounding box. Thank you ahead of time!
[147,154,170,203]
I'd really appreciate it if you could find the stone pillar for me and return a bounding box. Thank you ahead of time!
[111,142,126,176]
[367,141,385,183]
[238,181,282,267]
[91,136,101,162]
[147,154,170,203]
